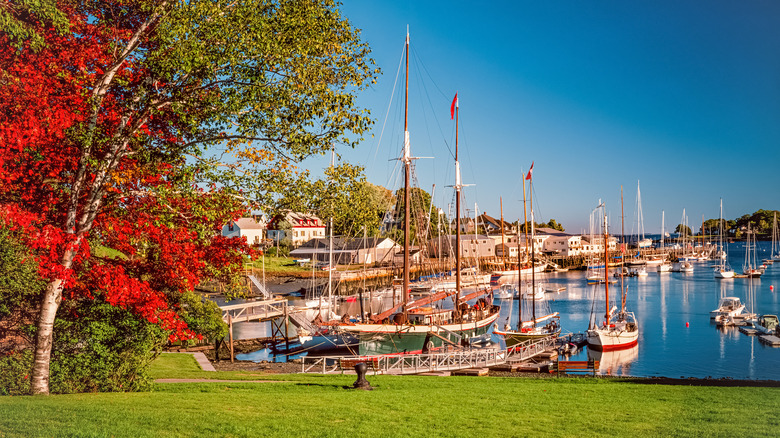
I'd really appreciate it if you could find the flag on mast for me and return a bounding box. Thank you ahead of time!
[450,93,458,120]
[525,161,534,180]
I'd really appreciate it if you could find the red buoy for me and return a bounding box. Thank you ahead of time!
[686,322,689,328]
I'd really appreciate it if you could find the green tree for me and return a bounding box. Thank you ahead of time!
[546,219,565,231]
[392,187,442,245]
[2,0,378,395]
[675,224,693,236]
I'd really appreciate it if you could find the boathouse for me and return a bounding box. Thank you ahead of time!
[289,236,399,265]
[426,234,494,259]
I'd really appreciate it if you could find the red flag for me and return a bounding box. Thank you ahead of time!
[450,93,458,120]
[525,161,534,180]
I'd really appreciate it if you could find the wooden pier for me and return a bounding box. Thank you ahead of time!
[759,335,780,346]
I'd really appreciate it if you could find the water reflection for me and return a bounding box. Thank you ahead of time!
[230,241,780,379]
[588,345,639,376]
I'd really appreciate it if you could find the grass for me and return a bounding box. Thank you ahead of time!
[1,354,779,437]
[245,256,313,276]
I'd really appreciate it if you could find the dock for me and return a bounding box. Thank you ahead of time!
[759,335,780,346]
[300,336,556,375]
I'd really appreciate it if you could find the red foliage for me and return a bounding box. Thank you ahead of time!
[0,3,253,341]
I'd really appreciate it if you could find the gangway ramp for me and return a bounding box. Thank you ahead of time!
[219,298,287,323]
[300,336,556,375]
[247,275,273,299]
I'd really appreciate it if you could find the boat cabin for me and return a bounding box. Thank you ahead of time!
[407,307,453,325]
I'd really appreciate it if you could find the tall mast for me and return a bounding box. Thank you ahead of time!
[530,174,536,326]
[454,92,461,310]
[519,170,528,329]
[603,210,610,325]
[500,197,505,269]
[328,149,335,308]
[620,186,626,313]
[661,210,665,250]
[402,29,410,316]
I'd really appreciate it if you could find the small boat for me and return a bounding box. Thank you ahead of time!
[523,282,546,300]
[545,286,566,293]
[755,315,779,335]
[656,262,672,273]
[673,261,694,273]
[494,283,516,300]
[710,296,745,320]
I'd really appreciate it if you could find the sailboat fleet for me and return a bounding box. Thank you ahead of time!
[267,31,779,368]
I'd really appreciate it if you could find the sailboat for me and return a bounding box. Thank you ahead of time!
[773,213,780,261]
[494,163,560,346]
[766,212,779,264]
[586,199,639,351]
[742,224,763,278]
[672,209,694,273]
[713,199,734,279]
[627,181,650,275]
[585,201,613,284]
[656,210,672,273]
[337,32,499,356]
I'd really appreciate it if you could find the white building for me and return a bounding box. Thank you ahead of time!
[266,211,326,248]
[290,237,399,265]
[221,217,266,246]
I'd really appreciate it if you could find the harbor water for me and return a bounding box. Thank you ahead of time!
[525,240,780,380]
[237,240,780,380]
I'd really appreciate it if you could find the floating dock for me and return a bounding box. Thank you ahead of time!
[759,335,780,346]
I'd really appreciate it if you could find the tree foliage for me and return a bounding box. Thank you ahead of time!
[675,224,693,236]
[0,0,376,394]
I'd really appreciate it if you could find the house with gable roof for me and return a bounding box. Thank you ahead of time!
[221,216,266,246]
[266,211,326,248]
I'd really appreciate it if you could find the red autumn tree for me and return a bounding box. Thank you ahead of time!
[0,0,377,395]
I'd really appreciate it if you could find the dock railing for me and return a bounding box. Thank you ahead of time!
[505,336,557,362]
[219,298,287,323]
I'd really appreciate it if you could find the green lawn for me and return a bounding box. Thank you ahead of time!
[1,354,779,437]
[245,256,313,276]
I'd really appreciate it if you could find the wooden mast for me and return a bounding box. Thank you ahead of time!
[603,210,610,325]
[529,172,536,326]
[620,186,626,313]
[454,93,461,314]
[519,171,528,329]
[500,197,505,269]
[402,29,410,317]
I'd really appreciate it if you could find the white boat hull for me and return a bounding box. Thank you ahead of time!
[586,325,639,351]
[713,268,734,279]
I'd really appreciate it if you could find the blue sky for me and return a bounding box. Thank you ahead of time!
[304,1,780,234]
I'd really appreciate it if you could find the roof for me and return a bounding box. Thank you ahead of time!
[294,237,397,251]
[232,218,265,230]
[477,212,513,230]
[535,228,571,237]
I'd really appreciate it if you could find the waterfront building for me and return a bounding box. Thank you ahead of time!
[290,236,399,265]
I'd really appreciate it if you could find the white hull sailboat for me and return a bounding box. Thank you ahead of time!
[587,196,639,352]
[743,224,763,278]
[713,199,734,279]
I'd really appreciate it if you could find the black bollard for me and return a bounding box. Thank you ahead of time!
[352,362,373,390]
